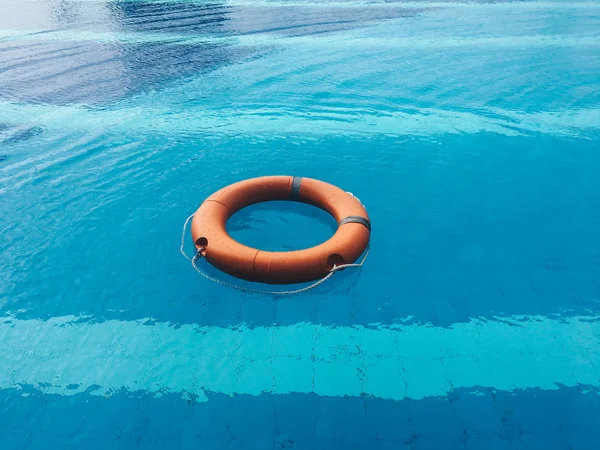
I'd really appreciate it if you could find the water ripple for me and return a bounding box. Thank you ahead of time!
[1,6,600,444]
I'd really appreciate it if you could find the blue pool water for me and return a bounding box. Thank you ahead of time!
[1,0,600,448]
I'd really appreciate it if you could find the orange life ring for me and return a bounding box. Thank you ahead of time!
[190,176,371,285]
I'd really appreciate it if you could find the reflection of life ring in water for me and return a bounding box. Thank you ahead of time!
[190,176,371,285]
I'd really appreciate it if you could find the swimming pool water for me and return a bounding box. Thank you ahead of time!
[1,0,600,448]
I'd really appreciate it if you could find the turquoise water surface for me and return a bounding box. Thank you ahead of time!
[1,0,600,448]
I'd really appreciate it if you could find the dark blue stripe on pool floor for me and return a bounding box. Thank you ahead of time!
[1,385,598,449]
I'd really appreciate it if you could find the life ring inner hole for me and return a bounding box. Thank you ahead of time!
[227,200,337,252]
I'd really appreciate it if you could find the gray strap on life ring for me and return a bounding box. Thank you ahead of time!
[290,176,302,200]
[339,216,371,232]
